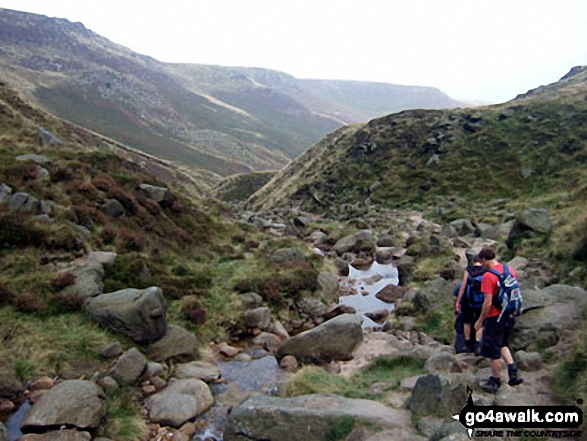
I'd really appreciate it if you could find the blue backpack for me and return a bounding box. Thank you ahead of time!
[488,264,524,321]
[466,265,486,310]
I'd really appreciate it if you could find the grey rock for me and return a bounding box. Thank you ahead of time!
[0,183,12,204]
[138,183,174,205]
[38,199,55,215]
[16,154,51,164]
[410,374,468,416]
[514,350,542,371]
[21,380,105,432]
[276,314,363,364]
[147,324,197,363]
[223,394,411,441]
[425,352,461,373]
[269,247,306,264]
[413,277,452,314]
[109,348,147,384]
[333,257,350,276]
[84,286,167,343]
[98,376,118,391]
[20,430,92,441]
[253,332,282,352]
[239,292,263,308]
[279,355,299,372]
[100,342,123,359]
[8,192,38,213]
[148,378,214,428]
[243,307,272,330]
[375,284,405,303]
[316,272,339,300]
[332,231,376,255]
[297,297,327,321]
[517,208,552,234]
[37,126,64,147]
[174,361,221,382]
[100,198,125,218]
[0,366,23,398]
[61,259,105,300]
[87,251,117,267]
[34,165,50,180]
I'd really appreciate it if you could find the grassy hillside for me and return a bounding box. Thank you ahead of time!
[248,66,587,283]
[0,8,462,183]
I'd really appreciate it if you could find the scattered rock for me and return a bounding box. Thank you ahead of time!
[253,332,282,352]
[410,374,468,416]
[20,430,92,441]
[297,298,327,321]
[16,154,51,164]
[316,272,340,300]
[279,355,299,372]
[109,348,147,384]
[332,231,376,255]
[100,342,123,359]
[147,324,197,363]
[29,376,53,391]
[148,378,214,428]
[515,351,542,371]
[269,247,306,264]
[239,292,263,309]
[21,380,105,432]
[100,198,125,218]
[425,353,461,374]
[218,342,241,358]
[0,183,12,204]
[375,284,405,303]
[244,307,272,330]
[138,184,174,205]
[8,192,38,213]
[223,394,411,441]
[37,126,64,147]
[0,366,24,398]
[84,286,167,343]
[175,361,221,382]
[276,314,363,364]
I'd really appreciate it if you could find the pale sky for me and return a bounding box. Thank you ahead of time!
[1,0,586,103]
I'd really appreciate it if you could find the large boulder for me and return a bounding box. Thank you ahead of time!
[146,324,197,363]
[8,192,38,213]
[410,374,468,417]
[316,272,340,301]
[20,430,91,441]
[138,184,174,205]
[223,394,411,441]
[21,380,105,433]
[84,286,167,343]
[506,208,552,247]
[147,378,214,428]
[269,247,306,265]
[412,277,452,314]
[332,231,376,255]
[59,260,105,301]
[276,314,363,363]
[109,348,147,384]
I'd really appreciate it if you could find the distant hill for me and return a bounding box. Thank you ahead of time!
[0,8,463,185]
[248,66,587,213]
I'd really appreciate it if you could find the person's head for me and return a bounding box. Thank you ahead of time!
[478,247,496,267]
[471,255,483,266]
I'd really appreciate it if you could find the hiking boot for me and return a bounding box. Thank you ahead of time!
[508,370,524,387]
[481,377,501,394]
[474,341,482,356]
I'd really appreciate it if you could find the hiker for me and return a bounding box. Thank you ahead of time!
[455,255,485,354]
[475,247,523,394]
[453,281,467,353]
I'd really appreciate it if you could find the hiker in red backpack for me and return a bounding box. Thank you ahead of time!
[474,247,523,394]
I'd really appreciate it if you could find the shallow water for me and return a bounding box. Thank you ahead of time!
[339,261,399,327]
[5,399,29,441]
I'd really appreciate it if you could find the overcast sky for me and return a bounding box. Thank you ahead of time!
[1,0,586,103]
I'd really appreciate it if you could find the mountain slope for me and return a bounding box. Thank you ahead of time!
[248,66,587,213]
[0,8,462,184]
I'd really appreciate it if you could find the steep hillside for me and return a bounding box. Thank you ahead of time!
[248,66,587,279]
[0,8,462,184]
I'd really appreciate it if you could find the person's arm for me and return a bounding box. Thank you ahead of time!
[474,292,492,330]
[455,271,469,312]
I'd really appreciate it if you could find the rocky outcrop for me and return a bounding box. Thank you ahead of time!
[410,374,468,417]
[138,184,174,205]
[276,314,363,363]
[84,286,167,343]
[332,231,376,255]
[223,394,411,441]
[21,380,105,433]
[147,379,214,427]
[506,208,552,247]
[146,324,197,363]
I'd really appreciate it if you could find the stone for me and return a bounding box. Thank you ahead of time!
[253,332,282,352]
[268,320,290,340]
[98,376,118,391]
[0,366,24,398]
[316,272,339,300]
[297,298,327,321]
[87,251,117,267]
[37,126,64,147]
[243,307,272,330]
[375,284,405,303]
[517,208,552,234]
[323,304,356,321]
[100,342,123,359]
[333,257,350,276]
[144,362,166,379]
[175,361,221,382]
[30,376,54,391]
[514,350,542,371]
[20,430,92,441]
[16,154,51,164]
[276,314,363,364]
[269,247,306,264]
[0,183,12,204]
[425,352,461,373]
[8,192,38,213]
[21,380,105,432]
[84,286,167,343]
[138,184,174,205]
[100,198,125,218]
[223,394,411,441]
[239,292,263,309]
[60,260,105,301]
[147,324,197,363]
[109,348,147,384]
[148,378,214,428]
[0,398,14,413]
[410,374,468,416]
[218,342,241,358]
[332,231,376,255]
[280,355,299,372]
